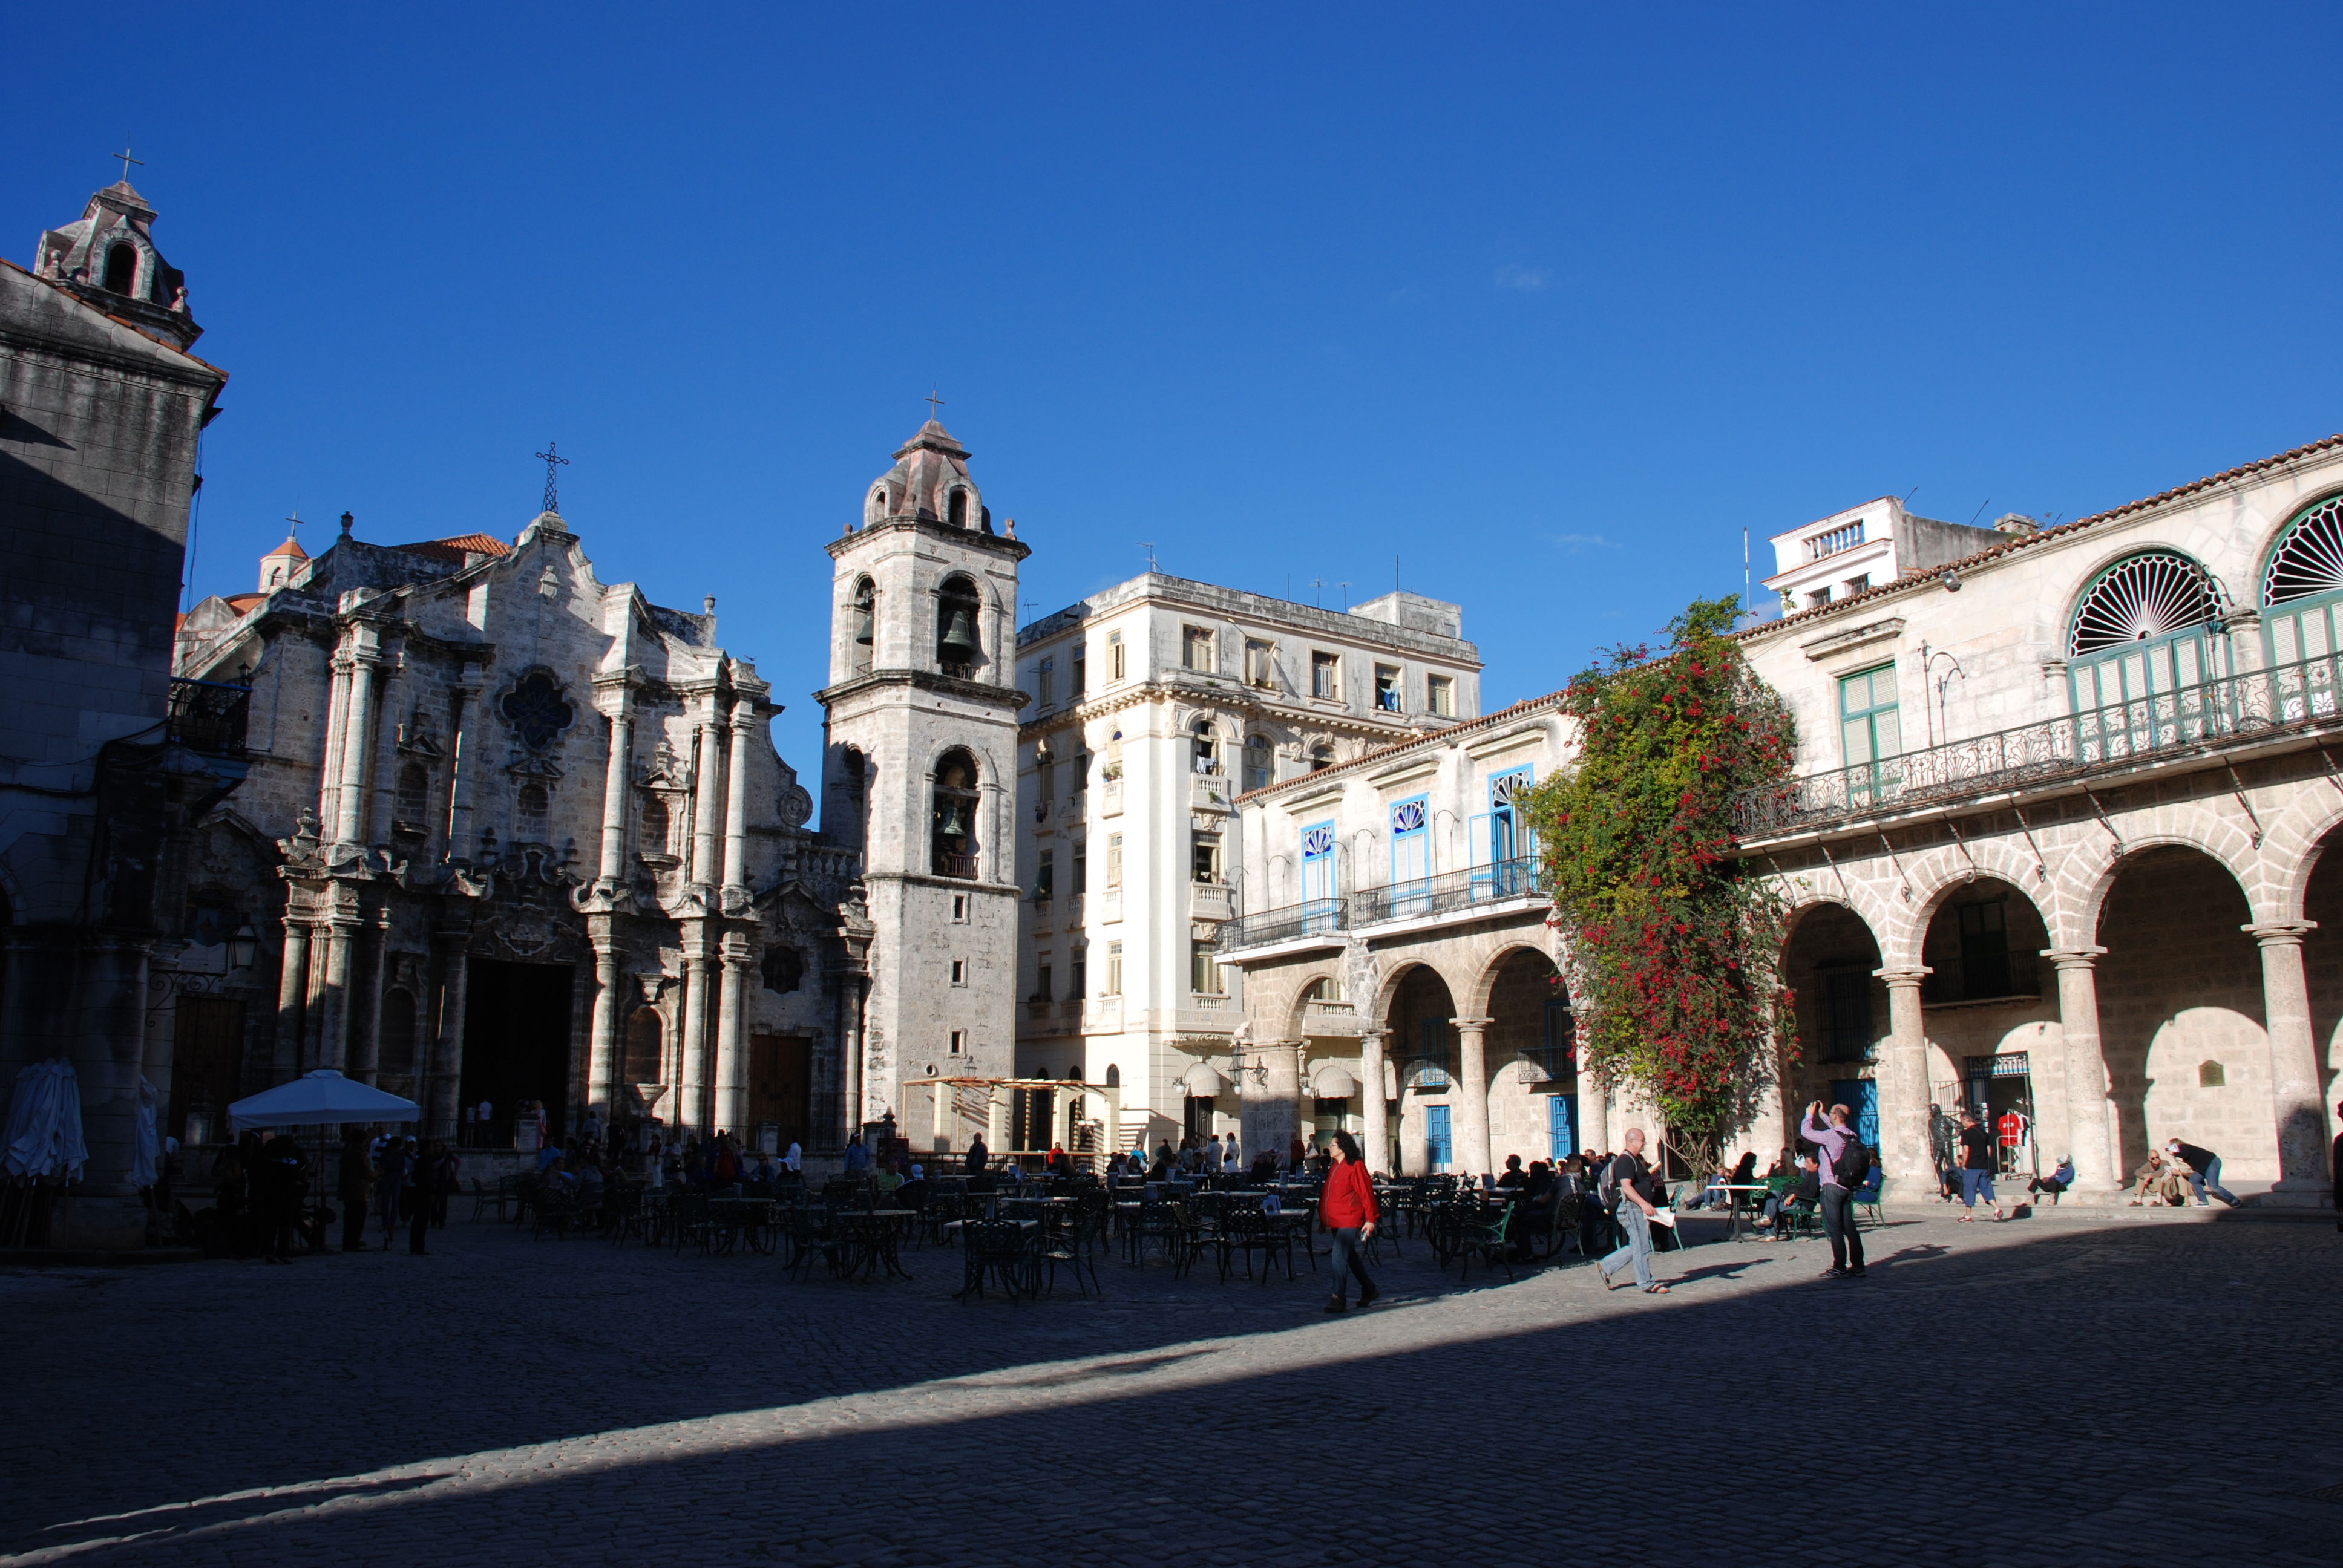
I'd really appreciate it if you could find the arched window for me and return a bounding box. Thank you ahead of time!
[932,747,980,878]
[395,763,429,830]
[2261,494,2343,670]
[1191,719,1218,775]
[1302,975,1342,1003]
[850,577,876,673]
[948,488,970,528]
[1242,735,1273,792]
[624,1007,664,1083]
[516,783,549,835]
[102,243,136,294]
[378,989,417,1079]
[639,795,669,856]
[2067,552,2225,712]
[937,576,981,678]
[1309,743,1335,773]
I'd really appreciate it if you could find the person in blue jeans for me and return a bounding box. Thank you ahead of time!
[2166,1138,2240,1206]
[1597,1128,1670,1295]
[1955,1110,2006,1222]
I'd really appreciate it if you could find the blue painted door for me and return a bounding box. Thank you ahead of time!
[1427,1105,1453,1172]
[1548,1094,1577,1161]
[1829,1079,1881,1149]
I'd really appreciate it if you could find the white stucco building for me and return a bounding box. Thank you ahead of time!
[1736,432,2343,1204]
[1011,577,1481,1158]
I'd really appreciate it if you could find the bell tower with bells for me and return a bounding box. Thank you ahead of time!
[818,414,1029,1142]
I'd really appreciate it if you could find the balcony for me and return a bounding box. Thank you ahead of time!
[1191,881,1233,920]
[167,678,251,757]
[1190,770,1233,812]
[1351,858,1547,927]
[1302,999,1362,1037]
[1217,897,1349,953]
[1732,652,2343,841]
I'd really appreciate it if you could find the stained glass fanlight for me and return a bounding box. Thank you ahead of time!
[2068,553,2223,656]
[2263,495,2343,606]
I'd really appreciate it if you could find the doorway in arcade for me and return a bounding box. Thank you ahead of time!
[459,959,575,1144]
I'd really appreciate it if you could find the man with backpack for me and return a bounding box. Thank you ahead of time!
[1800,1101,1867,1280]
[1594,1127,1671,1295]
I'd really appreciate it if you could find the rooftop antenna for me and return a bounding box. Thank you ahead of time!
[1337,580,1352,610]
[110,140,144,183]
[1139,541,1158,572]
[1902,486,1920,506]
[1395,554,1401,594]
[1743,527,1751,615]
[1309,576,1325,606]
[1966,497,1992,528]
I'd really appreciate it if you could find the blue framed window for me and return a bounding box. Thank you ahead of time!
[1548,1094,1577,1161]
[1301,820,1337,904]
[1426,1105,1452,1171]
[1473,767,1534,896]
[1389,793,1429,889]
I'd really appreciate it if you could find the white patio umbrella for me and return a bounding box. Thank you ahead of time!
[2,1059,88,1182]
[227,1070,419,1131]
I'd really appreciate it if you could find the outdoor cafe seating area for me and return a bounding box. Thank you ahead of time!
[487,1163,1608,1302]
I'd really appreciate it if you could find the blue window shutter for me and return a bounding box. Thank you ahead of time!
[1427,1105,1452,1171]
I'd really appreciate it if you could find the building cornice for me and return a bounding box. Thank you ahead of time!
[815,667,1029,713]
[824,516,1032,565]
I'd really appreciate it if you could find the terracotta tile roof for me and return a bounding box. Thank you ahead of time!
[263,535,307,560]
[1740,433,2343,639]
[1235,690,1571,805]
[390,532,514,567]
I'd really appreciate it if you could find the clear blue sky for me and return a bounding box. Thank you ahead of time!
[10,4,2339,786]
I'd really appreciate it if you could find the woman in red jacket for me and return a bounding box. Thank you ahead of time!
[1319,1131,1379,1312]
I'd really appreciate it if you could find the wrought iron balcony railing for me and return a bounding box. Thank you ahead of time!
[1217,897,1349,952]
[1732,651,2343,840]
[1351,857,1547,927]
[166,678,251,756]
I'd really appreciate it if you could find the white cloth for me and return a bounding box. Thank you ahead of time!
[784,1142,802,1172]
[131,1076,161,1188]
[2,1059,88,1182]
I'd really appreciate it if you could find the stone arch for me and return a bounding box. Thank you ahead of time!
[1275,965,1348,1038]
[2255,787,2343,924]
[2252,485,2343,603]
[2063,809,2269,940]
[1892,840,2065,970]
[1459,935,1562,1018]
[1366,954,1470,1034]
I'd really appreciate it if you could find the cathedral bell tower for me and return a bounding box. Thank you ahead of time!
[34,175,203,353]
[818,418,1028,1143]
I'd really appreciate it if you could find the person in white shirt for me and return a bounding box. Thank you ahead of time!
[1224,1134,1241,1171]
[1204,1134,1224,1174]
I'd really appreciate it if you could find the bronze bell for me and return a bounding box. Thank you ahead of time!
[939,800,968,838]
[940,608,978,659]
[854,604,874,645]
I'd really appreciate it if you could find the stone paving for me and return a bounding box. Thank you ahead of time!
[2,1205,2339,1567]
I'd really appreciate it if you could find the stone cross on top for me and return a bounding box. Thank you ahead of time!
[924,390,945,422]
[536,442,570,514]
[111,142,144,183]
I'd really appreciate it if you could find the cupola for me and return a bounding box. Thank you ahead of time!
[260,534,309,592]
[34,174,203,352]
[860,419,989,532]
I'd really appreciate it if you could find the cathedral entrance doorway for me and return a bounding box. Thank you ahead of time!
[749,1034,811,1152]
[460,959,575,1143]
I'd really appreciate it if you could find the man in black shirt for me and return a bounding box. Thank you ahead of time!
[2165,1138,2238,1207]
[1596,1128,1670,1295]
[1955,1110,2005,1222]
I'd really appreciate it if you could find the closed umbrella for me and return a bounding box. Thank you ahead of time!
[3,1059,88,1183]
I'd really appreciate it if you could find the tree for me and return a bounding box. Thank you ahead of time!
[1516,596,1798,1169]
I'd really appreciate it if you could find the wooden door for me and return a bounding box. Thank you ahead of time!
[748,1034,811,1149]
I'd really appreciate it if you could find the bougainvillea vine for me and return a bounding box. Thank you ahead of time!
[1516,596,1799,1169]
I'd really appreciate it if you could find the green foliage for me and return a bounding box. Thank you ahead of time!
[1516,596,1798,1164]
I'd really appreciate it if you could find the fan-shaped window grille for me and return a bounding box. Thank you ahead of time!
[2264,496,2343,606]
[2068,554,2222,656]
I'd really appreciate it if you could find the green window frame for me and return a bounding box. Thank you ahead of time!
[1838,664,1901,769]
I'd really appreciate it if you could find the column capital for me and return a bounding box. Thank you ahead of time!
[1447,1016,1496,1030]
[2040,946,2108,971]
[2243,920,2318,947]
[1872,967,1931,988]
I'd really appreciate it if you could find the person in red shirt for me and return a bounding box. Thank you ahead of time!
[1319,1131,1380,1313]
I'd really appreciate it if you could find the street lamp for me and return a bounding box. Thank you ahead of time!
[228,920,260,973]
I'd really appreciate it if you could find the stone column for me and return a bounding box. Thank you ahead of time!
[595,684,634,884]
[1873,969,1933,1188]
[1241,1040,1302,1166]
[430,926,471,1140]
[1450,1016,1494,1180]
[679,937,712,1132]
[722,702,755,899]
[352,912,391,1083]
[2245,921,2331,1198]
[318,645,353,828]
[1358,1028,1390,1174]
[368,650,405,849]
[586,924,622,1120]
[2044,948,2118,1194]
[690,697,726,889]
[334,635,382,849]
[444,674,482,858]
[838,973,867,1146]
[715,930,754,1134]
[273,921,310,1082]
[931,1074,952,1149]
[316,908,359,1072]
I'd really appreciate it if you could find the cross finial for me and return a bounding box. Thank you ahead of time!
[284,512,304,541]
[923,390,945,423]
[535,442,571,514]
[110,141,144,183]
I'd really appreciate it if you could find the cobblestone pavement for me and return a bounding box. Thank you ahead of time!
[2,1206,2338,1567]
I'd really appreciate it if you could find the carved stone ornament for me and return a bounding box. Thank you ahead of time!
[499,668,577,753]
[777,783,813,829]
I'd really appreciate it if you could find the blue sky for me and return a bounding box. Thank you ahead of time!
[10,4,2339,785]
